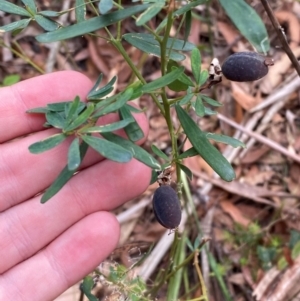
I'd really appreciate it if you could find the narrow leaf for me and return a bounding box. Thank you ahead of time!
[88,75,117,100]
[65,96,80,125]
[178,93,194,105]
[46,111,66,129]
[35,14,59,31]
[142,66,184,93]
[82,135,132,163]
[93,88,133,118]
[40,142,89,203]
[0,18,31,32]
[99,0,114,14]
[36,4,150,43]
[29,133,67,154]
[64,103,94,132]
[119,106,144,142]
[218,0,269,53]
[183,10,192,47]
[136,2,164,26]
[175,105,235,181]
[191,48,201,85]
[201,95,222,107]
[21,0,37,14]
[0,1,31,17]
[79,119,133,133]
[151,144,169,161]
[178,147,198,159]
[174,0,207,17]
[39,10,61,17]
[206,133,246,148]
[75,0,86,22]
[68,138,81,170]
[178,162,193,180]
[87,74,103,99]
[194,95,205,117]
[199,70,209,86]
[27,107,49,114]
[102,133,161,169]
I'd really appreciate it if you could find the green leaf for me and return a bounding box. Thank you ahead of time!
[136,2,164,26]
[178,162,193,180]
[174,0,208,17]
[218,0,270,53]
[35,14,59,31]
[39,10,61,17]
[46,111,66,129]
[93,88,133,118]
[123,33,195,62]
[142,66,184,93]
[75,0,86,22]
[65,96,80,125]
[41,142,89,203]
[68,138,81,170]
[124,33,195,51]
[119,106,144,142]
[201,95,222,107]
[81,277,98,301]
[81,135,132,163]
[88,75,117,100]
[27,107,49,114]
[206,133,246,148]
[87,74,103,98]
[29,133,67,154]
[183,10,192,47]
[0,1,31,17]
[151,144,169,161]
[0,18,31,32]
[204,107,217,115]
[64,103,94,132]
[99,0,113,14]
[36,4,150,43]
[102,133,161,169]
[194,95,205,117]
[199,69,209,86]
[167,61,192,92]
[79,119,133,133]
[178,147,198,159]
[175,105,235,181]
[21,0,37,14]
[191,48,201,85]
[3,74,20,86]
[178,93,194,105]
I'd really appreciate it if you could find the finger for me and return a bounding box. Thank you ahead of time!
[0,107,149,211]
[0,212,120,301]
[0,158,151,274]
[0,71,93,143]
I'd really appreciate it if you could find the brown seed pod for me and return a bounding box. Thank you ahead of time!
[153,185,181,229]
[222,52,273,82]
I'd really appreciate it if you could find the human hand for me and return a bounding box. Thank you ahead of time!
[0,71,151,300]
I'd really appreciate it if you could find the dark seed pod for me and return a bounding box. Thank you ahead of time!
[222,52,272,82]
[153,185,181,229]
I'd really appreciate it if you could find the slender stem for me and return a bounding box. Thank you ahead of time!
[260,0,300,76]
[194,251,209,301]
[0,41,44,74]
[111,40,164,113]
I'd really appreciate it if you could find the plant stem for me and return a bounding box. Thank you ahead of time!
[260,0,300,76]
[110,40,164,113]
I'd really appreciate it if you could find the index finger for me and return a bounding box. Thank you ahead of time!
[0,71,93,143]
